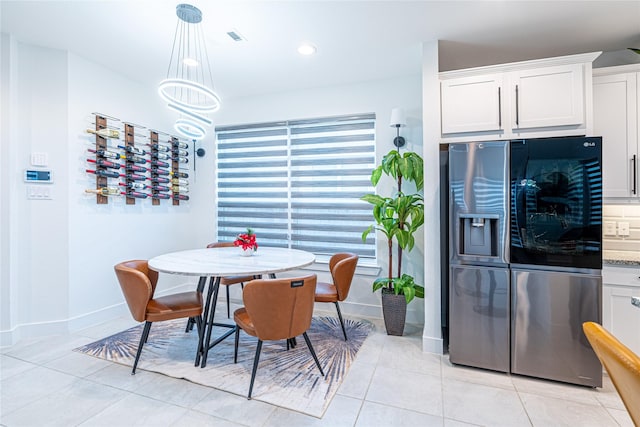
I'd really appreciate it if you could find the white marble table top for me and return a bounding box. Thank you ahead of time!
[148,246,316,277]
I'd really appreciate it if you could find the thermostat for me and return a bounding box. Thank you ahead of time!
[24,169,53,183]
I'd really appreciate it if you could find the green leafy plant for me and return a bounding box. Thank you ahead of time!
[361,149,425,303]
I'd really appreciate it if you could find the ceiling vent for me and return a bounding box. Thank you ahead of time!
[226,30,247,42]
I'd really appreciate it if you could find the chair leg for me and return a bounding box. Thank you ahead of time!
[234,326,240,363]
[248,340,263,399]
[132,321,152,375]
[302,332,325,377]
[334,301,347,341]
[226,286,231,318]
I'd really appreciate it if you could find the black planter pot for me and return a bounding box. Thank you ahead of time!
[381,288,407,336]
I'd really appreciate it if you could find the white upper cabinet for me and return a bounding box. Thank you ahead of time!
[593,66,639,200]
[441,74,503,134]
[440,52,600,142]
[510,64,584,130]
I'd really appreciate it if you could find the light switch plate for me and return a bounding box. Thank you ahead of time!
[604,221,617,236]
[26,185,52,200]
[30,152,48,167]
[618,221,630,237]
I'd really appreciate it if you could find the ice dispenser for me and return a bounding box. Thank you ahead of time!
[459,214,500,257]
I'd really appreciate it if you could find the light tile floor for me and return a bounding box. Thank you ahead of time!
[0,306,635,427]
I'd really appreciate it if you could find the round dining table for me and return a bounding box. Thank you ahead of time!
[148,246,316,368]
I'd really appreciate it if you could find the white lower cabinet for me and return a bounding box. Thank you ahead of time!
[602,267,640,355]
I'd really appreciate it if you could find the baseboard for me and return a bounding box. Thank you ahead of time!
[0,282,194,348]
[422,335,444,354]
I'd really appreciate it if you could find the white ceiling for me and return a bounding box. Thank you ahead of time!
[2,1,639,100]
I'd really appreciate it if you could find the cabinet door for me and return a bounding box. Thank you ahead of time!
[441,74,503,134]
[593,73,638,198]
[602,284,640,355]
[510,64,584,130]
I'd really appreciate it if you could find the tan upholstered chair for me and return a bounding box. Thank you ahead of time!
[314,253,358,340]
[114,260,203,374]
[583,321,640,425]
[233,274,325,399]
[207,242,258,317]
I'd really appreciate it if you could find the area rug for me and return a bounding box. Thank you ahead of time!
[74,316,372,418]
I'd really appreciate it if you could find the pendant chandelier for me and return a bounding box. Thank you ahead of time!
[159,3,220,140]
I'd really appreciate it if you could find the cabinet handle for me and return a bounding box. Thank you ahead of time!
[633,154,637,195]
[498,87,502,128]
[515,84,519,126]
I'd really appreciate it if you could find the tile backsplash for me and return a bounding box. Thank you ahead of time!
[603,204,640,255]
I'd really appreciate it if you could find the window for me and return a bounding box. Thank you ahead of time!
[216,113,376,261]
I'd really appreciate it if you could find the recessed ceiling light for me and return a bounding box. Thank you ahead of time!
[297,43,317,56]
[182,57,199,67]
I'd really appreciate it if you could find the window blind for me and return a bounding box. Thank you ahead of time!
[216,113,376,260]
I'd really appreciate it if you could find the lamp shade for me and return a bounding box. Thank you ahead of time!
[390,107,407,127]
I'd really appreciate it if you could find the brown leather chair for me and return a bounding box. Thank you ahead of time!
[114,260,203,374]
[207,242,258,317]
[583,321,640,425]
[314,253,358,340]
[233,274,325,399]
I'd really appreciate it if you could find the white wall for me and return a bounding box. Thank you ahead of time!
[0,39,208,345]
[422,41,444,353]
[1,36,431,345]
[192,74,427,325]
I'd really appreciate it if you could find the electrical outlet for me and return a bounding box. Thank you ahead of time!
[618,221,630,237]
[604,221,617,236]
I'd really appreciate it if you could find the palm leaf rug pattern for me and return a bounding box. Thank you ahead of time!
[75,316,372,417]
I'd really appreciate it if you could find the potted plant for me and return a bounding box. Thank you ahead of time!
[361,149,425,335]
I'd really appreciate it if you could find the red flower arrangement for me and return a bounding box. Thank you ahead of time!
[234,228,258,252]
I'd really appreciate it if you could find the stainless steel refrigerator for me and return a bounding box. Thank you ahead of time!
[448,137,603,387]
[449,141,511,373]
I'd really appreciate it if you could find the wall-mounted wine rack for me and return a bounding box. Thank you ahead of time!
[86,113,191,205]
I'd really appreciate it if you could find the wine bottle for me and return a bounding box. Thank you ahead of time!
[149,160,170,168]
[151,176,170,184]
[87,158,122,169]
[86,169,120,178]
[176,157,189,164]
[124,154,147,164]
[148,143,171,153]
[121,172,146,181]
[118,145,147,156]
[88,148,120,160]
[171,171,189,179]
[85,187,120,196]
[173,194,190,201]
[150,193,171,200]
[171,178,188,186]
[123,191,148,199]
[125,164,147,173]
[151,167,170,176]
[86,128,120,139]
[172,148,189,157]
[172,141,188,149]
[149,185,170,192]
[119,182,148,190]
[150,152,171,160]
[172,185,189,193]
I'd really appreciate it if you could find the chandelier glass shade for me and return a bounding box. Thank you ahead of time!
[159,4,220,140]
